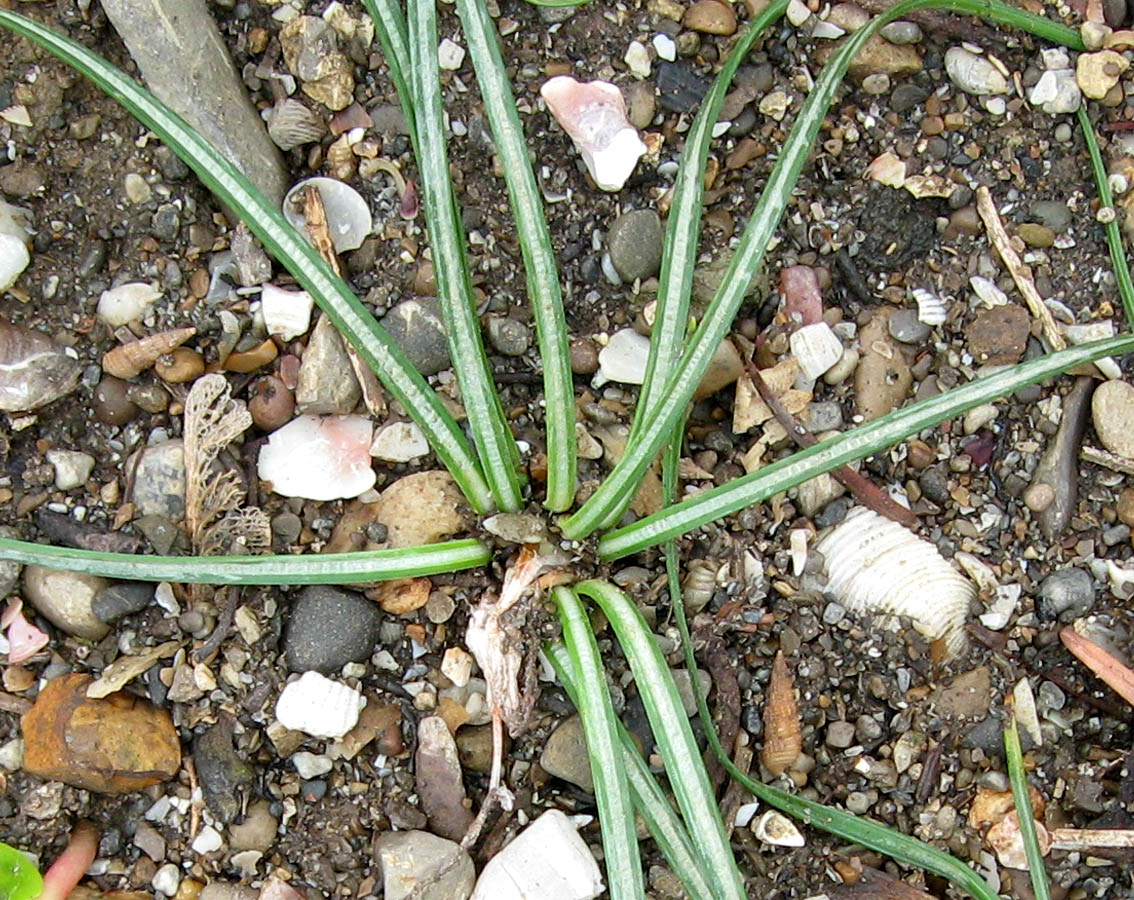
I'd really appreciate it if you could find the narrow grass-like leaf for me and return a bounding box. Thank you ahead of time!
[1004,716,1052,900]
[590,0,790,531]
[359,0,417,147]
[565,0,1083,540]
[544,641,718,900]
[627,0,788,443]
[0,9,496,515]
[552,586,644,900]
[574,579,747,900]
[1079,106,1134,330]
[600,334,1134,558]
[457,0,576,511]
[0,537,490,585]
[664,520,1002,900]
[408,0,523,512]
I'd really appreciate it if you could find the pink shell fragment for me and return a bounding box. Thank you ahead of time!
[540,76,647,191]
[4,603,49,664]
[257,414,375,501]
[779,266,824,326]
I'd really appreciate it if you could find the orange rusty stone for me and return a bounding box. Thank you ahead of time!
[21,673,181,794]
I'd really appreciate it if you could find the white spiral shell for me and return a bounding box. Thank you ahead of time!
[912,288,947,327]
[275,671,366,739]
[815,507,973,656]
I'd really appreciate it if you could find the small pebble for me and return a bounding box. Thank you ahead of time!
[485,317,531,357]
[1023,482,1055,513]
[1037,568,1094,621]
[826,720,856,749]
[888,308,931,344]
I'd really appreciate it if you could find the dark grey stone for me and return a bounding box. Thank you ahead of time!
[1037,567,1094,622]
[93,582,154,623]
[607,209,663,283]
[485,317,531,357]
[194,717,253,825]
[381,297,451,376]
[284,585,382,673]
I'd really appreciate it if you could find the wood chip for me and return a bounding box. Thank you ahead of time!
[86,640,184,699]
[975,186,1065,351]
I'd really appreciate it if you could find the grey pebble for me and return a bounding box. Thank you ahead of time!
[656,62,712,113]
[845,791,872,814]
[271,512,302,544]
[1037,567,1094,621]
[888,308,931,344]
[1030,200,1072,232]
[485,317,531,357]
[803,400,843,433]
[382,296,451,376]
[152,203,181,242]
[822,601,846,625]
[131,440,186,520]
[93,582,154,623]
[78,240,107,279]
[284,585,382,673]
[826,720,856,749]
[607,209,663,283]
[890,83,929,113]
[814,496,851,528]
[919,467,950,505]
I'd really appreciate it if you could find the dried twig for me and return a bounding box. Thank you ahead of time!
[1081,445,1134,475]
[192,585,241,665]
[975,186,1065,351]
[1060,626,1134,707]
[747,361,918,528]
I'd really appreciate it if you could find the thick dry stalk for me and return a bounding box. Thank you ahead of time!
[747,362,918,528]
[975,186,1065,351]
[1060,626,1134,706]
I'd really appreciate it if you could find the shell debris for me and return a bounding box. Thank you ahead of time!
[815,507,974,656]
[912,288,947,327]
[275,671,366,739]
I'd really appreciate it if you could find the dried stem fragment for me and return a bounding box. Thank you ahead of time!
[975,186,1065,351]
[747,361,917,528]
[761,650,802,776]
[1060,626,1134,707]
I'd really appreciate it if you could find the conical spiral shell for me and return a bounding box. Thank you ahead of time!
[761,651,802,776]
[815,507,973,656]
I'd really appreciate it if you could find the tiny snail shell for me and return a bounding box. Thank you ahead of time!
[102,327,196,380]
[815,507,973,656]
[912,288,947,327]
[761,650,802,777]
[681,559,718,613]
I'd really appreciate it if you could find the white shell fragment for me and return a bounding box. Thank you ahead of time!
[470,809,604,900]
[912,288,947,327]
[944,47,1009,96]
[97,283,162,328]
[597,328,651,384]
[260,284,315,341]
[275,671,366,739]
[789,322,843,380]
[283,177,373,252]
[815,507,974,655]
[540,76,647,192]
[752,810,806,848]
[0,201,32,292]
[370,420,429,462]
[969,275,1009,308]
[257,414,375,500]
[865,151,906,188]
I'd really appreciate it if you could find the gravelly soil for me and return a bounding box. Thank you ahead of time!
[1,1,1134,899]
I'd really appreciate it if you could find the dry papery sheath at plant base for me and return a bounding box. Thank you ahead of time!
[3,1,1134,899]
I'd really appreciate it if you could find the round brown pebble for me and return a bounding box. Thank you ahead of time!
[907,439,937,469]
[949,206,982,236]
[249,375,295,431]
[154,347,205,383]
[1117,486,1134,527]
[1023,482,1055,513]
[569,338,599,375]
[1017,223,1055,249]
[93,376,138,426]
[684,0,737,35]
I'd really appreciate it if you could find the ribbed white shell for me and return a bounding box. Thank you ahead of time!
[912,288,947,327]
[815,508,973,655]
[275,671,366,739]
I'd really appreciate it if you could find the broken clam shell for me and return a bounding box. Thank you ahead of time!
[789,322,843,380]
[275,671,366,739]
[540,76,646,192]
[266,98,326,151]
[815,507,974,655]
[283,177,372,253]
